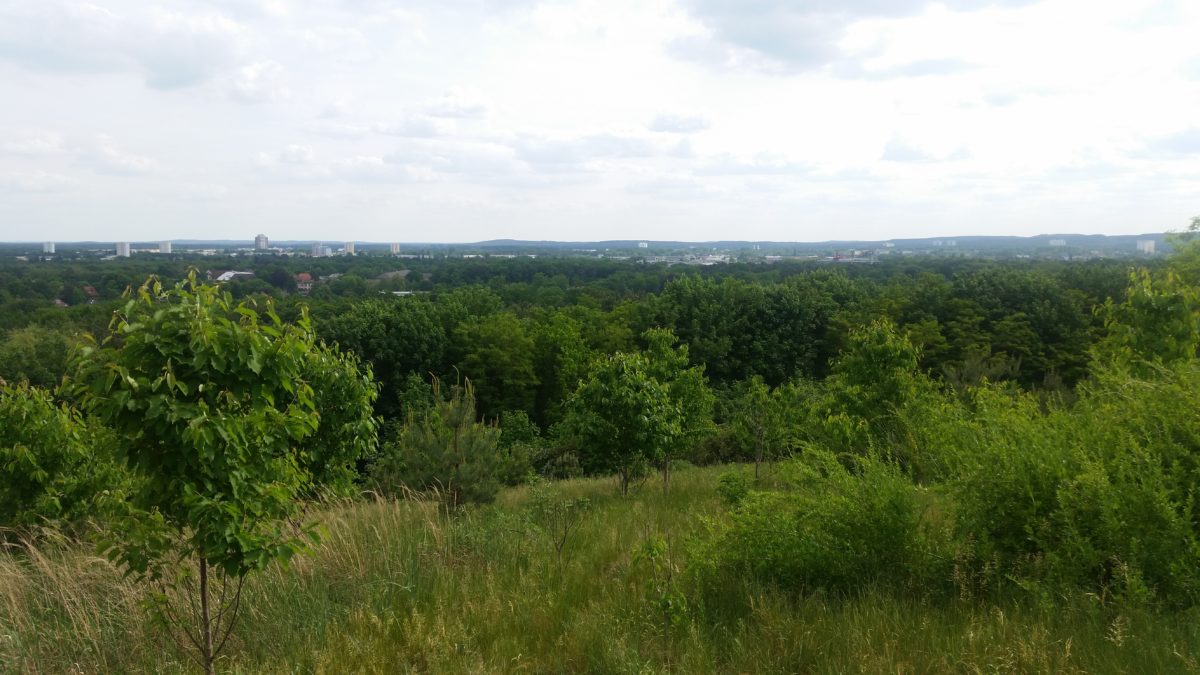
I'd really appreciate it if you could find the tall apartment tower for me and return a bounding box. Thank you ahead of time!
[115,242,131,257]
[390,242,401,255]
[255,233,269,250]
[1137,240,1156,255]
[344,242,356,255]
[159,241,172,254]
[42,242,55,254]
[311,242,325,258]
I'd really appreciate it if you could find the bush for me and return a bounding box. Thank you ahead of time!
[946,363,1200,607]
[715,470,751,507]
[692,450,933,598]
[0,382,128,534]
[369,379,529,505]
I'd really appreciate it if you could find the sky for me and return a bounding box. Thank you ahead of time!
[1,0,1199,243]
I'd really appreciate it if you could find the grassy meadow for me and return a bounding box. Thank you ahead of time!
[3,465,1199,674]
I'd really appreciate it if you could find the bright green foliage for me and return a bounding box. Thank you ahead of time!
[715,469,752,506]
[945,387,1075,571]
[692,450,929,597]
[297,343,379,497]
[641,328,715,484]
[498,409,540,450]
[727,376,791,478]
[370,379,523,505]
[1164,214,1200,284]
[562,351,680,494]
[1095,269,1200,372]
[828,318,921,416]
[73,275,336,579]
[809,318,929,460]
[0,382,127,532]
[936,364,1200,606]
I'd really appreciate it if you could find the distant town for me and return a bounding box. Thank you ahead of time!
[1,231,1170,266]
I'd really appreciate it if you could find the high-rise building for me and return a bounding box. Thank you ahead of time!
[115,242,131,257]
[159,241,172,254]
[344,242,356,255]
[42,242,55,254]
[311,242,325,258]
[1137,240,1156,255]
[390,242,401,255]
[255,233,269,250]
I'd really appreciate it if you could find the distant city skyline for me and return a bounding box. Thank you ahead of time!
[1,1,1198,242]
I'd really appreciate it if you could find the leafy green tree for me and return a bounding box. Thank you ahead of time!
[562,351,680,495]
[0,325,75,388]
[641,328,715,488]
[0,381,128,533]
[72,275,375,675]
[1095,269,1200,372]
[455,312,539,420]
[297,343,380,497]
[318,298,448,419]
[728,376,790,479]
[263,267,297,293]
[1165,215,1200,284]
[812,318,927,463]
[529,311,592,428]
[656,275,836,386]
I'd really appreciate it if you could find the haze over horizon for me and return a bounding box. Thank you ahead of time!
[2,0,1198,243]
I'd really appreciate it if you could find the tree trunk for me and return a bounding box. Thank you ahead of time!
[200,557,214,675]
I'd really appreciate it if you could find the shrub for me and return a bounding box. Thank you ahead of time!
[693,450,931,598]
[947,363,1200,607]
[370,379,528,505]
[715,470,751,507]
[0,382,128,533]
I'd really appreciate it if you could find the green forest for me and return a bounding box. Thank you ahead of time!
[4,230,1200,673]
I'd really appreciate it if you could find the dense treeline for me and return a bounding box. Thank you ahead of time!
[0,253,1142,420]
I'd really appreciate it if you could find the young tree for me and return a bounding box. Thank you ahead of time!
[641,328,714,489]
[369,378,513,506]
[72,274,376,675]
[563,352,680,495]
[729,376,789,480]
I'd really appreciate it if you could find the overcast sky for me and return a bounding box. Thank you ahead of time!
[1,0,1198,243]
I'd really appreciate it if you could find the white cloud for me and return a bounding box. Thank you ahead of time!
[277,144,316,165]
[649,114,710,133]
[420,91,490,119]
[229,60,290,103]
[0,1,247,88]
[0,132,68,156]
[87,135,157,174]
[373,116,454,138]
[881,137,971,163]
[0,170,76,192]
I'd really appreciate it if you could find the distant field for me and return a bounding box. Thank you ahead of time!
[2,465,1196,673]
